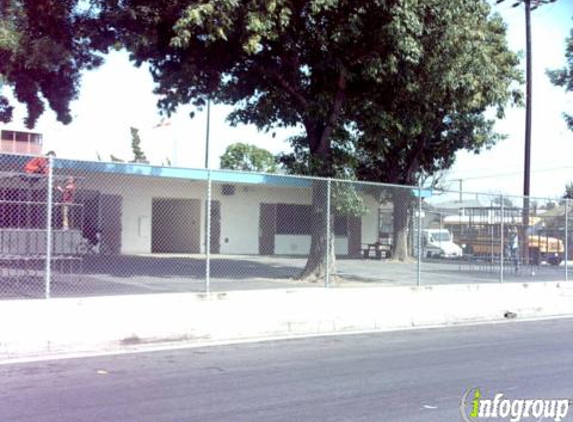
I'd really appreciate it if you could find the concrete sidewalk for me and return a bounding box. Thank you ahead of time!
[1,281,573,362]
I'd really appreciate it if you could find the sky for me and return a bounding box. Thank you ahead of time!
[1,1,572,200]
[446,0,573,201]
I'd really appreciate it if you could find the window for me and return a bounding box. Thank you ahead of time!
[431,232,451,242]
[30,133,42,144]
[15,132,28,142]
[275,204,348,236]
[0,131,42,144]
[334,215,348,236]
[1,131,14,141]
[276,204,311,235]
[378,210,393,237]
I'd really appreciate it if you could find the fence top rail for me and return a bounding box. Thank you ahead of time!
[0,170,84,181]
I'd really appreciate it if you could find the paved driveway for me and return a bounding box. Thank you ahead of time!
[0,254,567,299]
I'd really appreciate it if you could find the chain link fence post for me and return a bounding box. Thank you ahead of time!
[417,184,422,287]
[325,178,331,289]
[500,194,504,283]
[45,156,54,299]
[205,170,212,294]
[566,198,569,282]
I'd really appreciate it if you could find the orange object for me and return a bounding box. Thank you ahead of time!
[24,157,49,174]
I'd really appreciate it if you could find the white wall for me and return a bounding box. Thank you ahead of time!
[215,183,313,255]
[80,174,313,255]
[274,235,349,256]
[79,172,381,256]
[4,282,572,360]
[361,195,380,245]
[80,173,206,255]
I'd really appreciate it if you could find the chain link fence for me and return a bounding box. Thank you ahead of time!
[0,152,570,299]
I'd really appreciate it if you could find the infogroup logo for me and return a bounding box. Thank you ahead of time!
[460,388,570,422]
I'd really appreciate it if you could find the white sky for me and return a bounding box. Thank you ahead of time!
[1,1,572,199]
[446,0,573,200]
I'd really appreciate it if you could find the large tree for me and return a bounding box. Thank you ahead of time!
[352,1,521,260]
[91,0,521,279]
[0,0,104,127]
[1,1,520,280]
[94,0,421,281]
[548,24,573,131]
[282,1,522,261]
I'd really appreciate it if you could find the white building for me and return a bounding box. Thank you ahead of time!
[0,155,384,257]
[0,128,43,155]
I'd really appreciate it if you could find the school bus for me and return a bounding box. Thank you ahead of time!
[442,207,564,265]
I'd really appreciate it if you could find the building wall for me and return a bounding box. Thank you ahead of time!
[0,140,42,155]
[274,235,350,256]
[79,173,205,255]
[77,172,380,256]
[216,183,315,255]
[361,195,380,245]
[0,130,43,155]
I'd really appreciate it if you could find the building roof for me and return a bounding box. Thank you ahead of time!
[0,153,314,188]
[0,152,435,195]
[538,204,566,218]
[429,198,486,210]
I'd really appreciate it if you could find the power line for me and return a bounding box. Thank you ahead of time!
[450,163,573,179]
[456,165,573,181]
[449,158,573,177]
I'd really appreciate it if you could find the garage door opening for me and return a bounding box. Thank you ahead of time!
[152,198,200,253]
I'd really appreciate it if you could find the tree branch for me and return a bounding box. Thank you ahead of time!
[268,69,309,112]
[317,70,346,154]
[405,136,427,183]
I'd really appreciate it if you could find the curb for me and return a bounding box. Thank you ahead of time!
[1,281,572,362]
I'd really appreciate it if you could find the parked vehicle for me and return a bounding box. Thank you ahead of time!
[442,207,564,265]
[422,229,463,258]
[528,232,564,265]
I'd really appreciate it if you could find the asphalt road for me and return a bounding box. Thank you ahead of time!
[2,319,573,422]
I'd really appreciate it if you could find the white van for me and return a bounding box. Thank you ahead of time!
[422,229,463,258]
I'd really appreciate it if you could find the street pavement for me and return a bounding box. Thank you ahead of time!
[2,318,573,421]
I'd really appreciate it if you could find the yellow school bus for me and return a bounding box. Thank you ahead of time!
[442,208,564,265]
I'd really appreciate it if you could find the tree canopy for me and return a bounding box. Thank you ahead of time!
[2,0,521,178]
[0,0,104,128]
[130,127,147,162]
[548,24,573,131]
[272,0,521,260]
[298,1,522,187]
[220,142,277,173]
[96,0,455,176]
[354,5,521,186]
[564,182,573,200]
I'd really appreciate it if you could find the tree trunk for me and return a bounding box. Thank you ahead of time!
[296,107,343,282]
[392,188,413,262]
[296,179,336,283]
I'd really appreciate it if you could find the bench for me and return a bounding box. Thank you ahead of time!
[362,242,391,260]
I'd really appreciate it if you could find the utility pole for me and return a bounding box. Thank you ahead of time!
[205,98,211,169]
[495,0,557,265]
[204,97,212,267]
[454,179,463,203]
